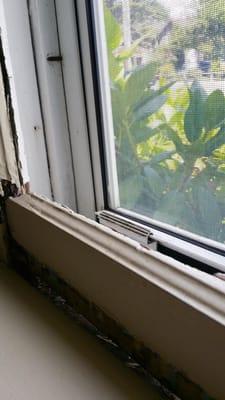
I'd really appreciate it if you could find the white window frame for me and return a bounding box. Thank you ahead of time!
[28,0,77,210]
[75,0,225,272]
[0,0,103,217]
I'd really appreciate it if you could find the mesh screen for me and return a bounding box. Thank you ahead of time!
[103,0,225,244]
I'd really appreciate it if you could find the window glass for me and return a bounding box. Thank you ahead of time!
[99,0,225,244]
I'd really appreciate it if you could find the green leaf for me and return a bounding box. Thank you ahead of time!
[184,81,206,143]
[192,186,222,239]
[149,150,175,164]
[119,175,143,209]
[124,63,158,107]
[204,90,225,132]
[116,34,154,61]
[111,87,127,132]
[109,53,122,81]
[130,123,159,143]
[133,81,175,112]
[131,122,172,145]
[115,38,142,61]
[104,6,123,80]
[154,190,193,227]
[143,166,164,196]
[202,126,225,156]
[104,6,122,51]
[155,124,185,155]
[134,93,167,122]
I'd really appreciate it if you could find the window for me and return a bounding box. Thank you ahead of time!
[2,0,225,271]
[88,0,225,259]
[3,3,225,398]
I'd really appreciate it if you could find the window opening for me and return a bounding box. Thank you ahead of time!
[91,0,225,254]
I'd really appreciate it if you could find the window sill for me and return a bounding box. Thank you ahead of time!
[6,193,225,400]
[7,193,225,326]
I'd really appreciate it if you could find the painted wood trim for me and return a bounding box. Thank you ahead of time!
[7,193,225,326]
[6,193,225,399]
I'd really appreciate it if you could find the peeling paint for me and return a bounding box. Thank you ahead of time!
[0,34,21,189]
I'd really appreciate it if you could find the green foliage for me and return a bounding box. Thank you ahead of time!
[170,0,225,63]
[105,3,225,243]
[104,6,122,51]
[105,6,172,168]
[184,82,206,143]
[148,82,225,241]
[105,0,168,46]
[204,90,225,132]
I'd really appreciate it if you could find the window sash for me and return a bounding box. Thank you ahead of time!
[75,0,225,264]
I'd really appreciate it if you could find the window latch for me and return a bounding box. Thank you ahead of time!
[96,210,157,250]
[46,54,63,62]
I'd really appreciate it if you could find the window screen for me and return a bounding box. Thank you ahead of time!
[96,0,225,245]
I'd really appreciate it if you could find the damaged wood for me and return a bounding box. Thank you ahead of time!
[0,33,22,190]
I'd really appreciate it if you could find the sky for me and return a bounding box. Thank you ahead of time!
[158,0,197,20]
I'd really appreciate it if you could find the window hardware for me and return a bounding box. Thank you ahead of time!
[96,210,157,250]
[46,55,63,62]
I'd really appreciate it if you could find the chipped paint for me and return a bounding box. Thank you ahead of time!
[0,35,21,189]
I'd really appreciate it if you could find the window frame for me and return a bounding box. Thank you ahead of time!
[74,0,225,272]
